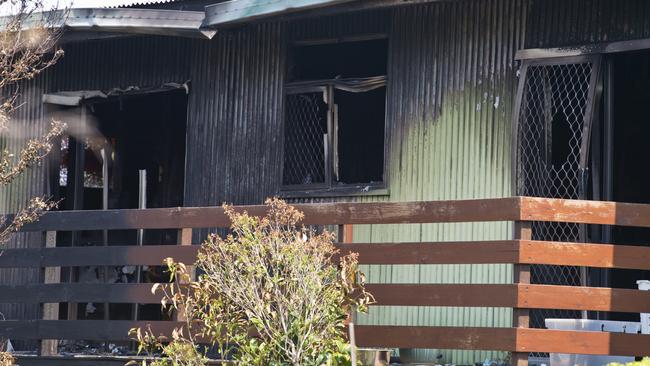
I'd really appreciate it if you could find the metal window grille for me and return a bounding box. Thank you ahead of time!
[282,90,328,186]
[514,56,601,334]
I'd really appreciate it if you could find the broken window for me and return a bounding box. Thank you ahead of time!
[282,38,388,191]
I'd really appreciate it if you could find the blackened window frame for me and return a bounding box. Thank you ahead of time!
[280,37,390,197]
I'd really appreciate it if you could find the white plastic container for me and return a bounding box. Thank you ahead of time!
[638,280,650,334]
[545,319,640,366]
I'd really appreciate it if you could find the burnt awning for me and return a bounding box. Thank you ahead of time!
[43,82,190,106]
[204,0,359,27]
[5,7,216,40]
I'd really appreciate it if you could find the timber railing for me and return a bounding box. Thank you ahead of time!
[1,196,650,365]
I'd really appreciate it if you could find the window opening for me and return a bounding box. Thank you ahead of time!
[283,38,388,191]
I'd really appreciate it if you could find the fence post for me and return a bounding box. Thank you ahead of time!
[175,228,193,322]
[338,224,356,366]
[40,230,59,356]
[512,221,531,366]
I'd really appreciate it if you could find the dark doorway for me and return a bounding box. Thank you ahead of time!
[607,50,650,308]
[54,89,188,326]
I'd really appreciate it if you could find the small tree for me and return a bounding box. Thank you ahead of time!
[0,0,66,362]
[0,0,65,237]
[132,198,373,366]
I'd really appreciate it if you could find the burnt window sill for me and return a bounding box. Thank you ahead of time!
[279,184,389,199]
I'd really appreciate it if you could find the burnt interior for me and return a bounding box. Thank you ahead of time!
[55,89,188,324]
[288,38,388,81]
[334,87,385,184]
[608,50,650,314]
[284,38,387,188]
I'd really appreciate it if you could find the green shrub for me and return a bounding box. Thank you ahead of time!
[0,352,13,366]
[131,198,373,366]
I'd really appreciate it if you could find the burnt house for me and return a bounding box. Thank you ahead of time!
[1,0,650,364]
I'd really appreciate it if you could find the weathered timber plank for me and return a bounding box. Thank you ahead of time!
[366,284,517,307]
[0,283,165,304]
[337,241,520,265]
[0,245,200,268]
[512,221,531,366]
[6,239,649,270]
[0,320,182,341]
[520,197,650,227]
[519,240,650,270]
[516,328,650,356]
[6,282,648,313]
[355,326,650,356]
[20,198,521,232]
[2,241,520,268]
[519,284,650,313]
[41,230,60,356]
[355,326,517,350]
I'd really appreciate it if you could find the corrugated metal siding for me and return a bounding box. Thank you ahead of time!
[1,1,528,361]
[347,1,526,364]
[0,75,50,350]
[183,22,286,209]
[525,0,650,48]
[0,25,285,343]
[288,1,526,363]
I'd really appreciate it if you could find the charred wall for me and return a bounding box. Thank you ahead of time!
[526,0,650,48]
[7,0,648,360]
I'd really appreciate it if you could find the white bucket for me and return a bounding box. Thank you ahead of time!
[638,280,650,334]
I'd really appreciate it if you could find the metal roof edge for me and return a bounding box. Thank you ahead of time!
[203,0,359,27]
[2,7,216,40]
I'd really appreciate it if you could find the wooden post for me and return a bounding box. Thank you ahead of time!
[512,221,531,366]
[175,228,193,322]
[41,231,59,356]
[338,224,356,366]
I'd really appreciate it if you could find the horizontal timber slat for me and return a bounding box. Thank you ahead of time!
[0,245,200,268]
[4,283,649,314]
[4,240,650,269]
[355,326,650,356]
[17,196,650,232]
[516,328,650,356]
[338,241,519,264]
[518,284,650,313]
[366,284,517,307]
[366,284,650,313]
[355,326,517,350]
[0,283,166,304]
[519,240,650,270]
[0,320,182,341]
[520,196,650,227]
[5,322,648,356]
[21,198,520,231]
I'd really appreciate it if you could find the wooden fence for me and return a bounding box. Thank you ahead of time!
[1,196,650,365]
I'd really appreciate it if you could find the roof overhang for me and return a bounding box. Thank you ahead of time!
[6,8,216,40]
[204,0,359,27]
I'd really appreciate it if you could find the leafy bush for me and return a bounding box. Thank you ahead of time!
[0,351,13,366]
[131,198,373,366]
[607,358,650,366]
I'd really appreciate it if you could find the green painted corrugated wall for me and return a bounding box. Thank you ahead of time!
[349,1,528,364]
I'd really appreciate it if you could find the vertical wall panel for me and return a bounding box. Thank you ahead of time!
[0,75,50,339]
[12,0,649,361]
[525,0,650,48]
[347,1,526,364]
[284,2,527,364]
